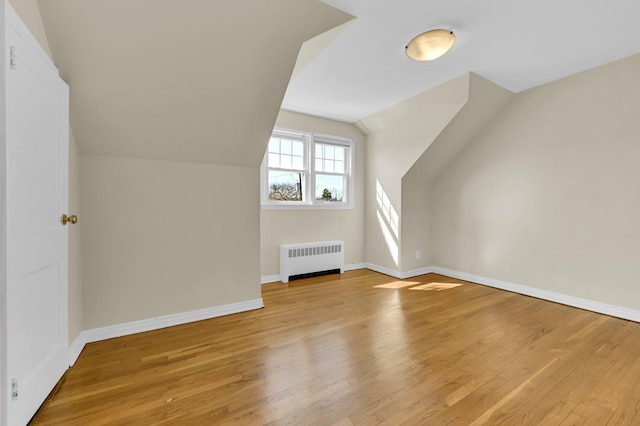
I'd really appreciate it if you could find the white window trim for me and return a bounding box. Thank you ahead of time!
[261,127,355,210]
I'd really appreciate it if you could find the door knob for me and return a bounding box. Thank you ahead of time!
[61,214,78,225]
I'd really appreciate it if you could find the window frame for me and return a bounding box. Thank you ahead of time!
[261,128,355,210]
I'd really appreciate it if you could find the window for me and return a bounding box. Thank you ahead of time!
[261,129,354,209]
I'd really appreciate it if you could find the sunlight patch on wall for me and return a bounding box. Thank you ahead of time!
[376,211,399,266]
[375,180,400,266]
[376,180,399,238]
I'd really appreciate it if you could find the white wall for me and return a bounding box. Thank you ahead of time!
[260,110,365,277]
[81,155,261,329]
[431,54,640,311]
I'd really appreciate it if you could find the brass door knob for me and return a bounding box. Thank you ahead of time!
[61,214,78,225]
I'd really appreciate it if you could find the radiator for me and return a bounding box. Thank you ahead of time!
[280,240,344,283]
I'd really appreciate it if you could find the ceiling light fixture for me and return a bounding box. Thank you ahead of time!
[405,29,456,61]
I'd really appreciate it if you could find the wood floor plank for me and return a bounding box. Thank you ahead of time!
[30,270,640,425]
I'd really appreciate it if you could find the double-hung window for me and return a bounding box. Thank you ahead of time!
[261,128,354,209]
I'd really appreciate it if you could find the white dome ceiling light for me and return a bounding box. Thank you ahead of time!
[405,29,457,61]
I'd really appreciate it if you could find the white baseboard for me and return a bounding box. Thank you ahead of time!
[66,267,640,368]
[344,262,366,271]
[68,334,86,367]
[364,263,402,278]
[430,266,640,323]
[261,263,367,284]
[363,263,640,323]
[364,263,435,279]
[67,298,264,366]
[399,266,437,279]
[261,275,280,284]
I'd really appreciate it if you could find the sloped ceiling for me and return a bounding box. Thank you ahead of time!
[283,0,640,123]
[37,0,353,166]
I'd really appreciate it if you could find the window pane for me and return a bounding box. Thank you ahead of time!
[326,145,335,160]
[281,139,291,155]
[314,142,349,174]
[292,156,303,170]
[280,155,291,169]
[268,171,303,201]
[268,138,280,153]
[292,141,304,156]
[315,174,344,201]
[324,160,335,173]
[268,153,280,168]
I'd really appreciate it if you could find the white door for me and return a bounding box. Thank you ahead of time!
[2,2,70,425]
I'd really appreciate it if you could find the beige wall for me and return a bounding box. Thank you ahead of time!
[401,74,514,271]
[431,54,640,310]
[81,155,261,329]
[398,176,433,271]
[260,110,365,276]
[359,74,469,271]
[8,0,50,56]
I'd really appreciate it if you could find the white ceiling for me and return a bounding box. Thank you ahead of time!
[282,0,640,123]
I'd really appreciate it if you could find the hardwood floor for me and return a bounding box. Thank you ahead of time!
[31,270,640,425]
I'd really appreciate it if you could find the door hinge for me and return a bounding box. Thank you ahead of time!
[10,46,17,69]
[11,378,18,400]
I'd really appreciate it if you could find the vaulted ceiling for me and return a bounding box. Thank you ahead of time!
[284,0,640,122]
[36,0,640,166]
[37,0,352,166]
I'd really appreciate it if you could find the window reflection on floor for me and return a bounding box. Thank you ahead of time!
[408,283,463,291]
[373,280,463,291]
[373,281,420,289]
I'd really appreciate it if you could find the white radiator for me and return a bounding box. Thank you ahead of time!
[280,240,344,283]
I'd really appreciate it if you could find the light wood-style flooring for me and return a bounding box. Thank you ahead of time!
[31,270,640,425]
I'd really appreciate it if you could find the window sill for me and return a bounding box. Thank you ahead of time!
[261,203,354,211]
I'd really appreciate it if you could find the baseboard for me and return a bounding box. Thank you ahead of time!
[364,263,435,279]
[399,266,437,279]
[67,334,86,367]
[431,266,640,323]
[362,263,640,322]
[364,263,402,278]
[261,263,367,284]
[67,298,264,366]
[344,262,367,271]
[66,268,640,369]
[261,275,280,284]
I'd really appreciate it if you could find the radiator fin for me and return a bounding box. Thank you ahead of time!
[288,244,341,259]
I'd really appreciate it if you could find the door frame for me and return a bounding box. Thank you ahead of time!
[1,0,10,420]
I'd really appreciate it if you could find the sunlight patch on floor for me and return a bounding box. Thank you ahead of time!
[409,283,463,291]
[374,281,420,289]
